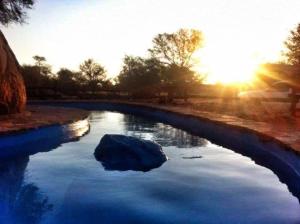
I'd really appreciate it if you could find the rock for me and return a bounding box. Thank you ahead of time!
[94,134,167,171]
[0,30,26,114]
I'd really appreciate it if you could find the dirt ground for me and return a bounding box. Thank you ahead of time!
[171,98,293,122]
[0,106,89,135]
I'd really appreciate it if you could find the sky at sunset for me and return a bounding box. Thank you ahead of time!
[2,0,300,83]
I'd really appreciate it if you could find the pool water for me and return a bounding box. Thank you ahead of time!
[0,111,299,224]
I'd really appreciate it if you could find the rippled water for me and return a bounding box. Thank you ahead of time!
[0,111,299,224]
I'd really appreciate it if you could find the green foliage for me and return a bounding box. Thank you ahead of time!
[56,68,81,94]
[118,55,164,92]
[32,55,52,76]
[284,23,300,66]
[21,64,55,92]
[33,55,46,66]
[57,68,76,83]
[160,65,204,101]
[162,64,198,85]
[149,28,203,68]
[0,0,34,25]
[79,59,107,93]
[22,56,113,98]
[21,56,53,88]
[117,28,205,99]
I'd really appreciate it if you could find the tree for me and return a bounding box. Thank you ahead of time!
[117,55,164,96]
[161,64,202,102]
[56,68,80,94]
[284,23,300,66]
[149,28,203,68]
[283,24,300,116]
[21,56,53,94]
[57,68,77,83]
[79,59,107,93]
[0,0,34,25]
[21,65,46,88]
[33,55,46,67]
[32,55,52,76]
[148,29,204,102]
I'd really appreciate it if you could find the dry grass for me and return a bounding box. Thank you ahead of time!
[173,98,292,122]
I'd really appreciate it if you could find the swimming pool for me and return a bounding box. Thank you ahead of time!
[0,109,299,224]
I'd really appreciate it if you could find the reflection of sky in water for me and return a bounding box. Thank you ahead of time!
[0,111,299,224]
[63,119,90,140]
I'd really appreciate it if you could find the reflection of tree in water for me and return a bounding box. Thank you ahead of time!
[13,183,53,224]
[123,115,208,148]
[0,120,90,223]
[0,157,53,224]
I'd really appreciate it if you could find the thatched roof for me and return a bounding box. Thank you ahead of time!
[0,29,26,114]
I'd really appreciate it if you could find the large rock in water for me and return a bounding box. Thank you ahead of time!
[94,134,168,171]
[0,30,26,114]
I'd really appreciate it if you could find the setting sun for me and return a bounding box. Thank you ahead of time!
[201,50,260,84]
[196,32,263,84]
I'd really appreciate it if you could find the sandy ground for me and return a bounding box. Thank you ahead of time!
[186,99,292,122]
[0,105,89,135]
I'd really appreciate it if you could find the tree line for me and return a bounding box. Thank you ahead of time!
[22,28,205,101]
[22,56,112,99]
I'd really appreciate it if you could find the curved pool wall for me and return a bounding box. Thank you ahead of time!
[29,101,300,202]
[0,119,89,159]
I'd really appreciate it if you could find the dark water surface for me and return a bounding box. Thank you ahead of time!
[0,111,299,224]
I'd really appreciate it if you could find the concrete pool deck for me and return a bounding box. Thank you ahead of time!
[0,105,89,136]
[1,100,300,155]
